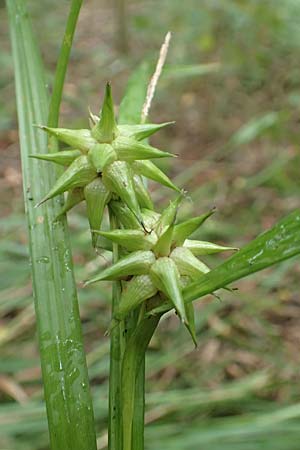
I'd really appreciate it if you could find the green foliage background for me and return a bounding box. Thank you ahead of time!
[1,1,300,449]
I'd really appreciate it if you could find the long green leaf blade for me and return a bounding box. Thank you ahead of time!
[6,1,96,450]
[184,210,300,303]
[48,0,83,127]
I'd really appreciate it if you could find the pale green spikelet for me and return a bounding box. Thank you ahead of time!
[92,229,157,252]
[141,208,161,230]
[37,126,96,151]
[30,149,82,166]
[155,193,183,235]
[118,121,174,141]
[102,160,142,222]
[109,200,141,230]
[132,159,180,192]
[85,250,156,285]
[150,257,188,324]
[36,155,97,206]
[91,82,119,143]
[84,177,111,246]
[172,208,216,246]
[56,187,85,218]
[133,175,154,210]
[183,239,238,255]
[114,275,157,321]
[170,246,210,279]
[113,136,175,161]
[153,224,174,257]
[89,143,117,172]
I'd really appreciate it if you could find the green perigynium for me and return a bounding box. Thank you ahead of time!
[33,82,180,244]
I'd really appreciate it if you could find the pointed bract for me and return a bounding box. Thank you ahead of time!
[56,188,85,218]
[172,208,216,246]
[150,257,188,323]
[30,149,82,166]
[102,160,142,222]
[155,194,183,236]
[93,229,157,251]
[85,250,156,285]
[132,159,180,192]
[84,178,111,246]
[36,155,97,206]
[89,143,117,172]
[170,246,210,279]
[153,224,174,257]
[38,126,96,151]
[118,122,174,141]
[183,239,238,255]
[133,174,153,210]
[113,136,174,161]
[91,82,118,143]
[114,275,157,321]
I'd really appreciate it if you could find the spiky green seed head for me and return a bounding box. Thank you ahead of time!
[36,84,177,218]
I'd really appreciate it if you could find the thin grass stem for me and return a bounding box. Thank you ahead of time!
[108,210,124,450]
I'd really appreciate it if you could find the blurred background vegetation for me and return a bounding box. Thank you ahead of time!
[1,0,300,449]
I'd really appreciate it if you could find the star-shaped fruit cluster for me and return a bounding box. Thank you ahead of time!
[85,195,236,343]
[33,83,179,245]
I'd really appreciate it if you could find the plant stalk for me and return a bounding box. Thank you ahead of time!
[121,315,161,450]
[108,211,125,450]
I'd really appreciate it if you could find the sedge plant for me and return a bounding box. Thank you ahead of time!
[7,1,300,450]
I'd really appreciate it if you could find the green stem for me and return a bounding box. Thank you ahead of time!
[48,0,83,128]
[121,315,161,450]
[108,211,125,450]
[132,358,146,449]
